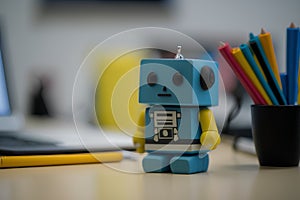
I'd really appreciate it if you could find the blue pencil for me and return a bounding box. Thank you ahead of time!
[240,44,279,105]
[286,22,300,105]
[280,73,287,100]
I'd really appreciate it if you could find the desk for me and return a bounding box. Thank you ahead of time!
[0,137,299,200]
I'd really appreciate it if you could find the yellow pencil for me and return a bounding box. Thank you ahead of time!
[259,28,282,89]
[0,152,123,168]
[231,47,272,105]
[298,67,300,105]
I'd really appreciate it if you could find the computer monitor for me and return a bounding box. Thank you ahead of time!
[0,29,24,132]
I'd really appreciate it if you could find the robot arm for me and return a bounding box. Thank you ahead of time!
[199,108,221,150]
[133,110,145,153]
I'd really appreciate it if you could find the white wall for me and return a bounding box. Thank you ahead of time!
[0,0,299,118]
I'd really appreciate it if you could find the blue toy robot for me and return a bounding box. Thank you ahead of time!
[134,46,221,174]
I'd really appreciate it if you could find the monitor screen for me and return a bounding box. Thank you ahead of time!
[0,48,11,116]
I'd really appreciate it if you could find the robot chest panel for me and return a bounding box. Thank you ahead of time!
[152,110,180,142]
[145,106,200,145]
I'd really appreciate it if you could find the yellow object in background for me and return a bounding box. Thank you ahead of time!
[0,152,123,168]
[95,50,148,136]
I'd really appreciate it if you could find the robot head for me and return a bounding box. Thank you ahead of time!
[139,58,219,106]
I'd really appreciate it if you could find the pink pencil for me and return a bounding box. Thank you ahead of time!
[218,42,267,105]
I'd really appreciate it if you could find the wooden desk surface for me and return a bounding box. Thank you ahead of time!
[0,138,299,200]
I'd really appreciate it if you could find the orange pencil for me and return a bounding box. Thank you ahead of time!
[259,28,282,89]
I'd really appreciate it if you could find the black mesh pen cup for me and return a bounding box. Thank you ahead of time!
[251,105,300,167]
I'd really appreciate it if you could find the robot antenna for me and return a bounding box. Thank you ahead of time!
[175,45,184,60]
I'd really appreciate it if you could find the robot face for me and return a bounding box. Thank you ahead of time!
[139,59,219,106]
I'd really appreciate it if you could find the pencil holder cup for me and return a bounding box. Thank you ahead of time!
[251,105,300,167]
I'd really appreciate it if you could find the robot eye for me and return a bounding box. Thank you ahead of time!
[200,66,215,90]
[147,72,157,86]
[172,72,183,86]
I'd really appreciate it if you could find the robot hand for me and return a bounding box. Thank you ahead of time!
[133,132,145,153]
[199,108,221,150]
[200,130,221,150]
[133,111,145,153]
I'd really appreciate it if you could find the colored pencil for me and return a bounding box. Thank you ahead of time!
[231,47,272,105]
[218,42,266,104]
[280,73,288,102]
[286,22,300,105]
[259,28,282,89]
[298,69,300,105]
[239,44,278,105]
[249,33,287,105]
[0,152,123,168]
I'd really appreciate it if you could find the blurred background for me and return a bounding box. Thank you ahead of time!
[0,0,299,135]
